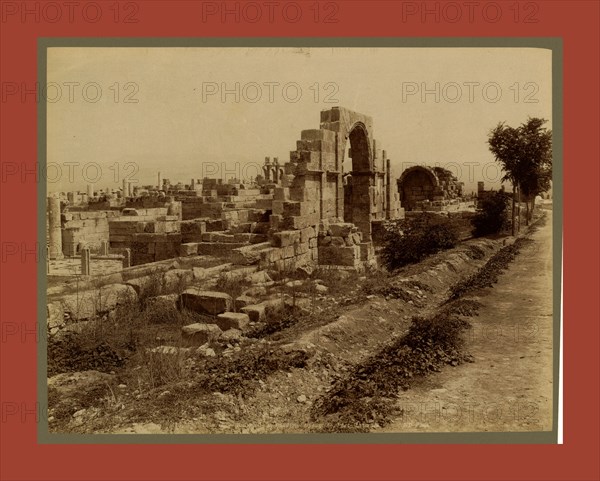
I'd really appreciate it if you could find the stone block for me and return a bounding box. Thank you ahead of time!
[271,230,301,248]
[274,187,289,201]
[319,235,332,246]
[179,289,232,315]
[300,226,316,244]
[179,243,199,256]
[281,245,295,259]
[318,245,360,267]
[181,323,222,345]
[235,295,256,310]
[162,269,193,292]
[216,312,250,331]
[260,247,282,264]
[329,223,355,237]
[240,304,265,323]
[300,129,336,142]
[330,236,346,247]
[145,293,179,311]
[295,242,310,255]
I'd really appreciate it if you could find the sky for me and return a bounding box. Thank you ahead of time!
[46,47,552,194]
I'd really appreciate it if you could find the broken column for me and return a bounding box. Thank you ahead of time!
[263,157,271,182]
[273,157,280,183]
[122,179,128,197]
[80,247,91,275]
[100,240,109,256]
[158,171,162,190]
[87,184,94,198]
[47,196,63,259]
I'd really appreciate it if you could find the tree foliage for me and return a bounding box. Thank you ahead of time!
[472,191,510,237]
[488,118,552,222]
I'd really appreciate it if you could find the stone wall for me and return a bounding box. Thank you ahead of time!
[61,210,118,256]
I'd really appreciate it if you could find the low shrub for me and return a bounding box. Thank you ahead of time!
[381,214,461,270]
[472,191,510,237]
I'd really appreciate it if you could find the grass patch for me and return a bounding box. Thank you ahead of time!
[311,303,474,432]
[448,237,533,302]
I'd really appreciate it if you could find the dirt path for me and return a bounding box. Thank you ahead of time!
[379,213,554,433]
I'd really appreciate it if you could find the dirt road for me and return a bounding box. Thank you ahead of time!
[381,212,555,433]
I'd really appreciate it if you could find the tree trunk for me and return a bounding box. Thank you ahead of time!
[531,196,536,222]
[516,184,521,233]
[512,184,516,236]
[525,198,530,226]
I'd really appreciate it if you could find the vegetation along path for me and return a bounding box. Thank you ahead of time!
[380,211,554,433]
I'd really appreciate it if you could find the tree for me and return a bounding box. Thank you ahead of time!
[488,118,552,231]
[517,118,553,224]
[472,191,510,237]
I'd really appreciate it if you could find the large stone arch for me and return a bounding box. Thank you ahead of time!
[397,166,439,211]
[320,108,376,238]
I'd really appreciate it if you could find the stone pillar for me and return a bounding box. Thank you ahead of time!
[100,240,109,256]
[263,157,271,182]
[122,179,128,197]
[158,172,162,190]
[385,158,392,218]
[87,184,94,198]
[128,182,133,197]
[273,158,280,183]
[80,247,91,275]
[190,178,195,190]
[122,248,131,269]
[47,196,63,259]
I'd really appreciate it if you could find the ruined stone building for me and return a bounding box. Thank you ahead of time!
[397,165,465,211]
[47,107,404,273]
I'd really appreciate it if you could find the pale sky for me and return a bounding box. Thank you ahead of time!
[47,47,552,194]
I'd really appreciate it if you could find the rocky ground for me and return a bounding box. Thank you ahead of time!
[46,213,554,435]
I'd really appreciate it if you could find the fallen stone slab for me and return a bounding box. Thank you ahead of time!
[179,289,232,315]
[181,323,222,345]
[145,293,178,311]
[162,269,194,292]
[240,304,266,323]
[60,284,137,320]
[216,312,250,331]
[235,295,256,310]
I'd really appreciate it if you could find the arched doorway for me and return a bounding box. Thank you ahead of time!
[343,122,373,236]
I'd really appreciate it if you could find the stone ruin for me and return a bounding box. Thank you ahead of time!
[397,165,465,212]
[47,106,404,273]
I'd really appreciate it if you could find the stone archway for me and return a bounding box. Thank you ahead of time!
[319,107,376,239]
[397,166,439,211]
[342,122,373,236]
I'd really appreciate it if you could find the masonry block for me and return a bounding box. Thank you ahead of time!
[181,323,222,346]
[216,312,250,331]
[180,289,232,315]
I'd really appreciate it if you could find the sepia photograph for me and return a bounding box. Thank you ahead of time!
[43,43,556,438]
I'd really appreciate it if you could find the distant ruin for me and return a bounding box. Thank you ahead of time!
[397,165,465,211]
